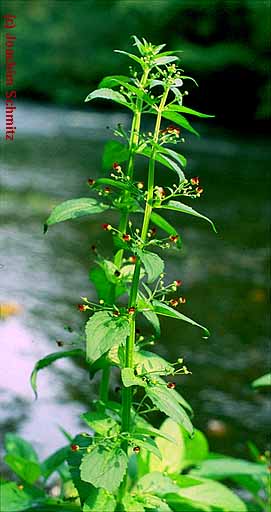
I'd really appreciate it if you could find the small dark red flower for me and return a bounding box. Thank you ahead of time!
[123,234,131,242]
[128,307,136,315]
[113,162,120,170]
[191,176,200,186]
[169,235,179,243]
[196,187,203,195]
[133,446,141,453]
[170,299,179,307]
[77,304,87,312]
[87,178,95,186]
[149,227,157,236]
[113,310,120,317]
[103,223,112,231]
[174,280,182,287]
[167,382,176,389]
[129,255,137,264]
[104,186,111,194]
[71,444,80,452]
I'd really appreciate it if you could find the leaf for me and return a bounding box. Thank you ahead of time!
[136,471,180,496]
[4,454,41,484]
[154,55,179,65]
[122,494,145,512]
[134,350,174,376]
[67,434,94,505]
[4,434,39,463]
[84,87,131,108]
[161,110,199,136]
[150,211,182,249]
[166,104,215,118]
[166,475,247,512]
[98,75,131,89]
[152,300,210,338]
[89,266,125,304]
[142,310,161,336]
[155,152,185,182]
[31,349,85,398]
[102,140,129,170]
[80,445,127,493]
[93,177,131,192]
[130,435,162,460]
[41,446,71,479]
[138,250,164,283]
[114,49,143,66]
[81,411,120,435]
[85,312,129,364]
[179,426,209,469]
[148,419,184,474]
[0,481,44,512]
[252,372,271,388]
[191,456,268,480]
[146,384,193,436]
[44,198,109,232]
[157,146,187,168]
[158,200,217,233]
[138,146,185,182]
[83,488,116,512]
[121,368,146,388]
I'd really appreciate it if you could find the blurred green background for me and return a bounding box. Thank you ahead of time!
[0,0,270,464]
[3,0,270,125]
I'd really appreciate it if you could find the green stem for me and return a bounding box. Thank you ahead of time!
[120,87,170,496]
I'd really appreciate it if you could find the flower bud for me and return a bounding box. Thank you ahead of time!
[71,444,80,452]
[123,234,131,242]
[87,178,95,186]
[169,235,179,243]
[133,446,140,453]
[103,223,112,231]
[179,297,186,304]
[167,382,176,389]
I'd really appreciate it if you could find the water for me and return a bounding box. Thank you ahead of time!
[0,102,270,465]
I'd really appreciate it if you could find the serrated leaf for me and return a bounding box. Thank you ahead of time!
[166,104,214,118]
[41,446,70,480]
[130,435,162,460]
[152,300,210,338]
[44,198,109,232]
[4,454,41,484]
[86,312,129,364]
[138,250,164,283]
[150,211,182,248]
[166,475,247,512]
[102,140,129,170]
[4,434,39,463]
[146,384,193,436]
[80,446,127,493]
[81,411,120,435]
[122,494,145,512]
[98,75,131,89]
[84,87,131,108]
[252,372,271,388]
[136,471,180,496]
[121,368,146,387]
[30,349,85,398]
[158,200,217,232]
[67,434,94,505]
[83,488,116,512]
[134,350,174,376]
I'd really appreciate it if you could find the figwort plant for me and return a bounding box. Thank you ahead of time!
[1,38,270,512]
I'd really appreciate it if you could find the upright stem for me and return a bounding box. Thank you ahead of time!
[100,67,150,404]
[121,87,170,445]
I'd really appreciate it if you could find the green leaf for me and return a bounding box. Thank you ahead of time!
[157,146,187,168]
[80,445,127,493]
[81,411,120,435]
[41,446,70,480]
[102,140,129,170]
[4,434,39,463]
[86,312,129,364]
[148,419,184,474]
[161,110,199,136]
[166,475,247,512]
[114,49,143,66]
[191,456,268,480]
[252,372,271,388]
[31,349,85,398]
[150,211,182,248]
[134,350,174,376]
[89,266,125,304]
[98,75,131,89]
[84,87,131,108]
[44,198,109,232]
[152,300,210,338]
[0,481,44,512]
[122,494,145,512]
[179,426,209,469]
[154,55,179,65]
[92,177,131,192]
[83,487,116,511]
[138,250,164,283]
[4,454,41,484]
[166,104,214,118]
[158,200,217,233]
[142,309,161,336]
[67,434,94,505]
[130,435,162,460]
[155,152,185,182]
[121,368,146,387]
[138,145,185,182]
[136,471,180,496]
[146,384,193,436]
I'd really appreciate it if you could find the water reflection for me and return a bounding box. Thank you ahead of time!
[0,102,269,462]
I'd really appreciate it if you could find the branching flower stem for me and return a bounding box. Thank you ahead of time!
[120,87,170,494]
